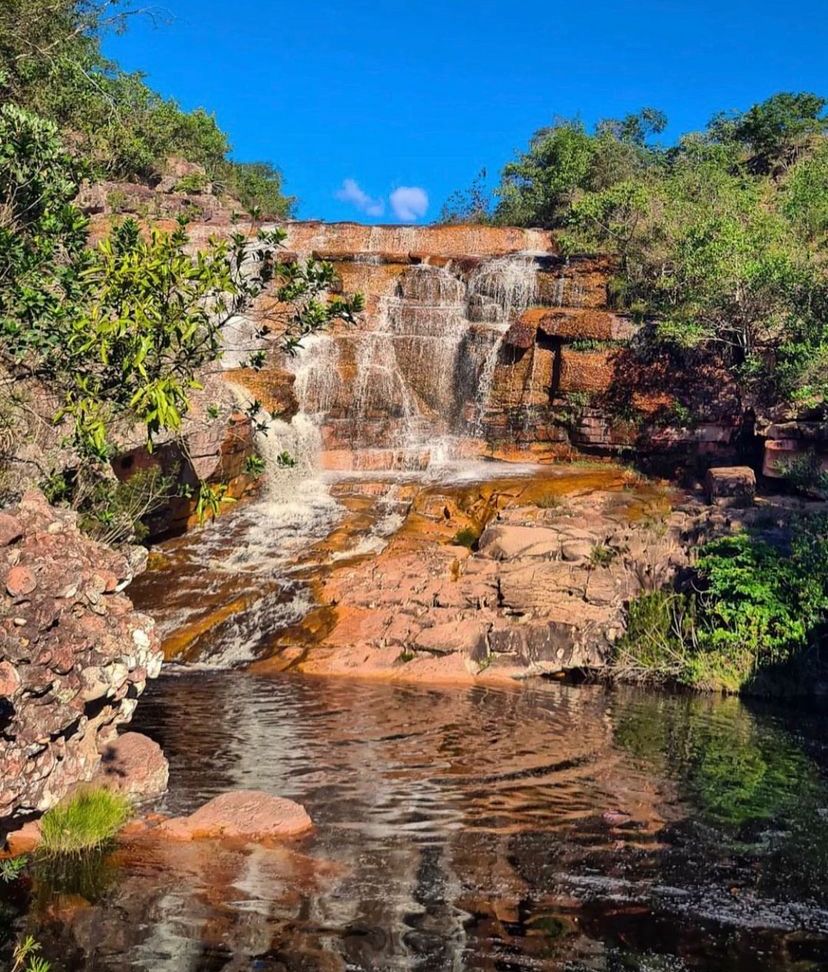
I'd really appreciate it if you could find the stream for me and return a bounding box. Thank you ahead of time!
[5,672,828,971]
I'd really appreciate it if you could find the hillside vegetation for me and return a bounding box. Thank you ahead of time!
[0,0,294,217]
[0,1,363,537]
[443,95,828,419]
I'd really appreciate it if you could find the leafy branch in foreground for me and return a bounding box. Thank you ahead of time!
[0,102,363,466]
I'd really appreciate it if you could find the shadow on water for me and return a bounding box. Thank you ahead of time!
[4,674,828,971]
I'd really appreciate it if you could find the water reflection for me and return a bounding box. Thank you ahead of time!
[4,675,828,971]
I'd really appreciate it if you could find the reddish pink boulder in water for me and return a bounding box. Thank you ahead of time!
[160,789,313,841]
[93,732,169,801]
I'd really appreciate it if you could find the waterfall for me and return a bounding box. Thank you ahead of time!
[283,252,541,469]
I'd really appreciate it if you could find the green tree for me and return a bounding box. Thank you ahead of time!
[709,91,828,174]
[0,102,362,466]
[0,0,295,213]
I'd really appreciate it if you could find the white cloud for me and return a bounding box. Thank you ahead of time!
[335,178,385,217]
[390,186,429,222]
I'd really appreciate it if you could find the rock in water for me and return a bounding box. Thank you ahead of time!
[160,790,313,841]
[93,732,169,801]
[0,490,163,826]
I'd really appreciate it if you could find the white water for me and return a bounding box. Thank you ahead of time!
[290,254,540,468]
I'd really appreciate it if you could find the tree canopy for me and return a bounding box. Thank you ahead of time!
[0,0,294,216]
[445,94,828,414]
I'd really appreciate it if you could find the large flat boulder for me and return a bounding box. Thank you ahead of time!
[705,466,756,505]
[160,790,313,841]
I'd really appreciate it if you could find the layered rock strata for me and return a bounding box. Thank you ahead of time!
[0,491,163,825]
[256,471,695,682]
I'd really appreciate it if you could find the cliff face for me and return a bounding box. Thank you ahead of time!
[80,205,828,481]
[0,491,162,825]
[242,222,741,471]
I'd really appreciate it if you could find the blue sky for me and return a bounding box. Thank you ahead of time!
[105,0,828,223]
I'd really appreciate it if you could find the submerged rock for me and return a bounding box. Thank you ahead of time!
[159,790,313,841]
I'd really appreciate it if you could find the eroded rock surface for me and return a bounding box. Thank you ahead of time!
[0,491,163,825]
[266,471,697,683]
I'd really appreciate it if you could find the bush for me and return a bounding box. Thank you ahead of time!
[452,526,480,548]
[39,788,132,856]
[778,449,828,498]
[616,515,828,692]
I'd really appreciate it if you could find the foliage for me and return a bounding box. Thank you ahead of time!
[0,856,27,883]
[0,109,362,482]
[588,543,617,567]
[11,936,50,972]
[193,481,233,522]
[708,91,828,173]
[73,467,173,544]
[243,454,266,477]
[438,168,493,224]
[777,449,828,498]
[452,526,480,549]
[216,161,296,220]
[39,788,132,856]
[0,0,295,214]
[480,93,828,412]
[616,516,828,692]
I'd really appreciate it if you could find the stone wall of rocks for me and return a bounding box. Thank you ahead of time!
[0,491,163,826]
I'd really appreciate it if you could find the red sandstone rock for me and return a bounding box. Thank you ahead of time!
[0,661,20,696]
[93,732,169,801]
[0,491,163,824]
[160,790,313,841]
[5,565,36,597]
[0,513,22,547]
[6,820,42,855]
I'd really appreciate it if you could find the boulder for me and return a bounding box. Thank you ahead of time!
[705,466,756,505]
[159,790,313,841]
[93,733,169,801]
[413,621,488,658]
[0,491,163,825]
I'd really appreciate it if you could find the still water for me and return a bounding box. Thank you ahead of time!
[5,673,828,971]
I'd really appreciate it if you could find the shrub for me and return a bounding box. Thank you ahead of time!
[616,515,828,692]
[452,526,480,548]
[0,855,27,883]
[778,450,828,498]
[589,543,617,567]
[39,788,132,856]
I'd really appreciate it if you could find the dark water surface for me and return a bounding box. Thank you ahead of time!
[6,673,828,971]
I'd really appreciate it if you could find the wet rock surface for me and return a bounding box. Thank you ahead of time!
[0,491,163,825]
[256,469,696,683]
[158,789,313,841]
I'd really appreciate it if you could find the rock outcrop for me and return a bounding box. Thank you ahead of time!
[258,471,695,683]
[0,491,163,826]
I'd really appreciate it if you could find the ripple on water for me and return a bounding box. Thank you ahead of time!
[9,675,828,971]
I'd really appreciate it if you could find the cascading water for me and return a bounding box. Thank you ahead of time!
[290,254,540,468]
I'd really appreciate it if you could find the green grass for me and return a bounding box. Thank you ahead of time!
[39,789,132,857]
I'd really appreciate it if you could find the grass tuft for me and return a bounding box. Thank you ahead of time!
[39,789,132,857]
